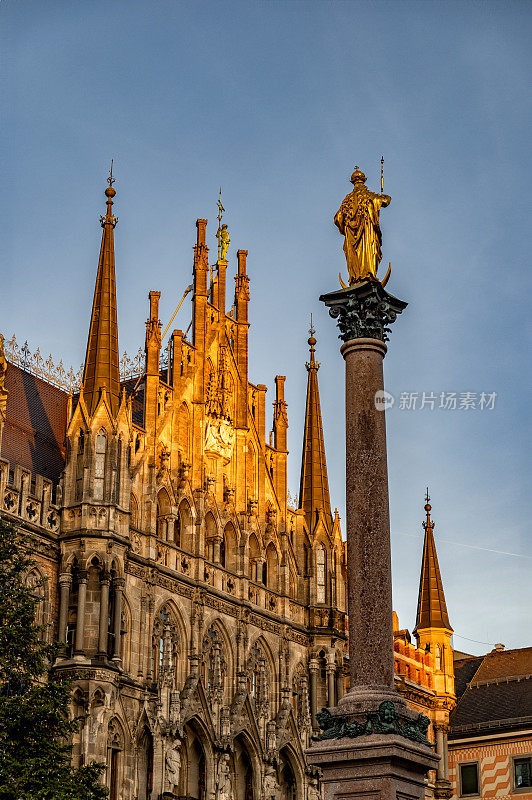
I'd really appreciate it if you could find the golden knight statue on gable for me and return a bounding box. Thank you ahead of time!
[334,166,391,285]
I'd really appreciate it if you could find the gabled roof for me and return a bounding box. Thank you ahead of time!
[414,493,452,633]
[1,363,67,482]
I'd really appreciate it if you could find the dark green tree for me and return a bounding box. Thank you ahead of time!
[0,515,108,800]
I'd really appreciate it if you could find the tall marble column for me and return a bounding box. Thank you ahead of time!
[336,667,344,703]
[306,280,438,799]
[112,578,124,661]
[326,652,336,708]
[98,571,111,657]
[58,573,72,647]
[74,570,88,656]
[309,658,319,729]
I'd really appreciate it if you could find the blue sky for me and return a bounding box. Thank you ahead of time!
[2,0,531,654]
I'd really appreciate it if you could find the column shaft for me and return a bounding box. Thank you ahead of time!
[112,582,124,659]
[341,339,395,694]
[74,573,88,654]
[98,578,110,656]
[309,660,319,728]
[336,669,344,702]
[436,727,445,780]
[58,576,71,645]
[327,668,336,708]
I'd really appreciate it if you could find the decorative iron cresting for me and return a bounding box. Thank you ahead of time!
[3,335,159,392]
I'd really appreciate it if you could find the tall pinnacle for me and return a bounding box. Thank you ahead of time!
[82,165,120,417]
[298,319,332,532]
[414,490,452,633]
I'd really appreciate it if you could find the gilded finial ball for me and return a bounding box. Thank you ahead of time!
[308,335,317,347]
[424,503,431,513]
[350,166,367,184]
[105,186,116,198]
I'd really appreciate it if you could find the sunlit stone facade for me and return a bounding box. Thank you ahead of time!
[0,181,455,799]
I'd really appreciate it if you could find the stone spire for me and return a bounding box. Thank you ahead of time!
[414,490,452,633]
[82,165,120,417]
[298,320,332,532]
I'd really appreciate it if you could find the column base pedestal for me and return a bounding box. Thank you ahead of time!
[434,779,453,799]
[337,687,407,716]
[306,733,439,800]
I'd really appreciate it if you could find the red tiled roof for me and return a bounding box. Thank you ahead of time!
[1,363,68,483]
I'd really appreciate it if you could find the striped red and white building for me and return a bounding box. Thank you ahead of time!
[449,647,532,798]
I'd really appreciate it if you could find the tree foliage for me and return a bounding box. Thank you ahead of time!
[0,515,108,800]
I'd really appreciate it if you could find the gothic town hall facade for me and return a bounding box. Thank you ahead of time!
[0,180,456,799]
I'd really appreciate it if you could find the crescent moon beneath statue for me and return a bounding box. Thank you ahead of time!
[381,263,391,288]
[339,272,349,289]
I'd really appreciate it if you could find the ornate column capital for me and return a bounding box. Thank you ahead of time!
[113,577,126,590]
[59,572,73,586]
[320,281,407,344]
[309,657,320,673]
[100,570,112,585]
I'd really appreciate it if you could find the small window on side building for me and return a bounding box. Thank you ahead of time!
[515,757,532,789]
[460,763,479,796]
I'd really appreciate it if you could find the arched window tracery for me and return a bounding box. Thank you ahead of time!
[316,545,326,604]
[151,605,179,683]
[130,493,139,528]
[246,642,269,715]
[201,624,227,699]
[76,430,85,500]
[435,644,442,671]
[94,431,107,501]
[26,569,46,631]
[156,488,171,539]
[292,664,311,730]
[107,718,124,800]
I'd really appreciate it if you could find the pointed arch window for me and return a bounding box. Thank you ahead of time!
[114,438,122,504]
[201,625,227,696]
[434,644,442,671]
[76,431,85,500]
[94,431,107,501]
[316,546,326,603]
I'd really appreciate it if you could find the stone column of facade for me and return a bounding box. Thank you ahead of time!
[336,667,344,703]
[112,578,125,661]
[74,571,88,655]
[306,281,438,800]
[98,571,111,657]
[309,658,319,729]
[326,652,336,708]
[443,729,449,781]
[58,573,72,646]
[435,727,445,781]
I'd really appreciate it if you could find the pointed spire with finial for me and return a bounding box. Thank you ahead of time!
[82,162,120,417]
[298,317,332,532]
[414,490,452,634]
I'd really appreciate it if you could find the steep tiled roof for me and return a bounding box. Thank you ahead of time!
[471,647,532,683]
[450,647,532,736]
[453,656,485,699]
[298,329,332,533]
[413,496,452,633]
[1,363,67,483]
[82,180,120,417]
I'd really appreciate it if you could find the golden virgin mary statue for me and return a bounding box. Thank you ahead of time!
[334,166,391,284]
